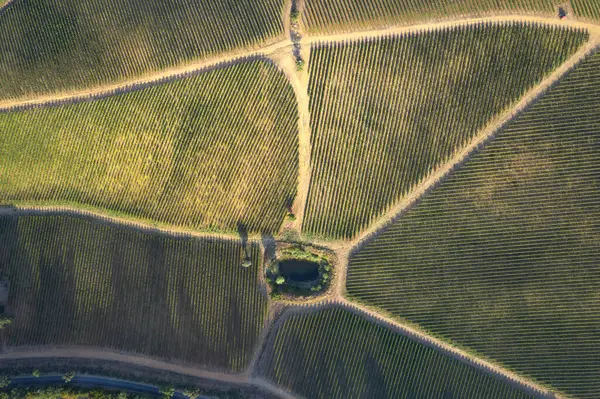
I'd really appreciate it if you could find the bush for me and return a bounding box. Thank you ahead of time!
[0,376,9,388]
[276,276,286,285]
[296,59,305,71]
[32,369,40,377]
[62,371,75,383]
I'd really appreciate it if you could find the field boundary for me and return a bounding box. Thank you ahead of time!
[0,205,251,243]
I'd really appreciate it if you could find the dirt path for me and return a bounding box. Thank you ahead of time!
[349,24,600,254]
[0,347,296,398]
[302,14,600,45]
[0,205,248,243]
[0,347,248,384]
[333,299,559,398]
[0,39,293,112]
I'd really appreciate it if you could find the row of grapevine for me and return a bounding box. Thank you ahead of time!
[302,22,587,239]
[302,0,600,33]
[0,60,299,235]
[0,0,285,101]
[255,304,537,399]
[0,213,268,372]
[347,51,600,398]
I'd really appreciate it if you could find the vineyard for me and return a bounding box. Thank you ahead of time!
[0,0,285,101]
[302,22,587,239]
[347,50,600,398]
[302,0,600,33]
[255,305,537,399]
[0,213,268,372]
[0,60,299,235]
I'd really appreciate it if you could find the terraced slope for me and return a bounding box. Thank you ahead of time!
[347,51,600,398]
[0,214,267,372]
[255,305,537,399]
[302,0,599,33]
[0,60,298,235]
[303,23,587,239]
[0,0,285,101]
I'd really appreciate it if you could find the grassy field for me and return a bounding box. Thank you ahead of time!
[0,60,298,235]
[347,51,600,398]
[0,0,285,101]
[255,305,537,399]
[0,214,268,372]
[302,0,600,33]
[302,23,587,239]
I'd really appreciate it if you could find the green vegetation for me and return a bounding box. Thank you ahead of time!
[2,386,152,398]
[0,0,285,101]
[255,305,536,399]
[266,246,331,297]
[62,371,75,383]
[0,60,299,235]
[0,214,268,372]
[347,51,600,398]
[303,23,587,239]
[302,0,600,33]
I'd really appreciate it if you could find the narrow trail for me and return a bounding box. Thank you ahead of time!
[333,299,558,399]
[348,26,600,256]
[0,347,295,399]
[266,301,557,398]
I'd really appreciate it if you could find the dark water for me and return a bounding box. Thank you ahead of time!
[279,259,319,282]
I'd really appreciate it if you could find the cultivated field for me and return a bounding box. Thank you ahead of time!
[347,50,600,398]
[255,305,537,399]
[0,60,299,235]
[0,0,285,101]
[302,0,600,33]
[0,214,268,372]
[302,22,587,239]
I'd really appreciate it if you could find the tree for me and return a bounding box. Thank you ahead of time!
[32,369,40,377]
[62,371,75,383]
[183,388,202,399]
[0,316,12,330]
[160,385,175,399]
[0,375,10,388]
[276,276,285,285]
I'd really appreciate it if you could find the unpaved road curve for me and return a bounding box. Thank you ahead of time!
[0,347,295,399]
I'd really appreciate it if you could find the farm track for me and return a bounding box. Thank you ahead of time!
[0,348,296,399]
[3,13,600,399]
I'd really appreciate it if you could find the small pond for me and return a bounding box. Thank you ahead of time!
[278,259,320,282]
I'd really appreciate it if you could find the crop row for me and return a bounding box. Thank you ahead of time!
[0,213,268,372]
[302,22,587,239]
[255,304,537,399]
[0,60,299,235]
[0,0,285,101]
[302,0,600,33]
[347,50,600,398]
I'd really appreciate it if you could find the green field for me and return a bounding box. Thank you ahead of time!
[0,0,285,101]
[302,0,600,33]
[302,23,587,239]
[347,51,600,398]
[0,214,267,372]
[0,60,298,235]
[255,305,537,399]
